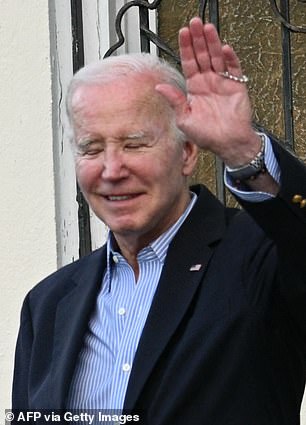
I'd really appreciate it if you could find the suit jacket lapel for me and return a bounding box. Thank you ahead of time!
[51,247,107,408]
[124,185,228,410]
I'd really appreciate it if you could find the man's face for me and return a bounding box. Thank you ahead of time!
[72,74,197,248]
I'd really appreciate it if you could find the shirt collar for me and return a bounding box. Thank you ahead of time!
[148,191,197,264]
[104,191,197,290]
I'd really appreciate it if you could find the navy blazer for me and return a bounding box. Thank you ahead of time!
[12,138,306,425]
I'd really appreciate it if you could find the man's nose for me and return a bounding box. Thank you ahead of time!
[101,150,129,181]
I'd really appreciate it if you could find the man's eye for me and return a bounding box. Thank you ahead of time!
[124,142,149,151]
[125,144,142,150]
[87,149,103,155]
[77,148,102,157]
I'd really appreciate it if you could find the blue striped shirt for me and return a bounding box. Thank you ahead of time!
[66,193,197,410]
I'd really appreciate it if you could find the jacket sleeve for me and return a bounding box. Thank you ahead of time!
[236,135,306,346]
[12,293,33,410]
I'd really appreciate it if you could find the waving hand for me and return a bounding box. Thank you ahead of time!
[156,17,261,168]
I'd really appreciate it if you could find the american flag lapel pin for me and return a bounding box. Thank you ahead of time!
[189,264,202,272]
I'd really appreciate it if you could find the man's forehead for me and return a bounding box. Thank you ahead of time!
[73,73,158,100]
[71,80,169,124]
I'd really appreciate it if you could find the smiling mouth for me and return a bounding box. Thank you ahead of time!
[105,194,140,201]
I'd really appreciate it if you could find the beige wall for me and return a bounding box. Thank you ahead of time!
[0,0,57,413]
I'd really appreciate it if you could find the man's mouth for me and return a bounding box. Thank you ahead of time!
[105,194,140,201]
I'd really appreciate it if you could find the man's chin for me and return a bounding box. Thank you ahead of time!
[106,222,141,237]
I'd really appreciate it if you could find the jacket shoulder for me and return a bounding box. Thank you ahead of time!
[28,246,106,301]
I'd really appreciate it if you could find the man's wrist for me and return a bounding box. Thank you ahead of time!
[225,133,266,184]
[224,133,281,201]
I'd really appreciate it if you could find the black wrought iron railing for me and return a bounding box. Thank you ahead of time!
[70,0,92,257]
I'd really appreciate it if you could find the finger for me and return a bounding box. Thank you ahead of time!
[179,27,200,78]
[222,44,242,77]
[203,23,225,73]
[155,83,190,116]
[188,17,211,72]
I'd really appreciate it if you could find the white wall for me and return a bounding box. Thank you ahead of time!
[0,0,57,414]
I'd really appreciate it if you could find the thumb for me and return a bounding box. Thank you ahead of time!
[155,83,189,115]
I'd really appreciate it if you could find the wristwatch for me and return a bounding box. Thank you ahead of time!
[225,134,266,183]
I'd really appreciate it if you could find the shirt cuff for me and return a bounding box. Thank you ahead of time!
[224,133,281,202]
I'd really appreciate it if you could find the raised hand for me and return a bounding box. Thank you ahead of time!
[156,17,261,168]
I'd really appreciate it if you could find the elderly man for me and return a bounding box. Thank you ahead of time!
[13,17,306,424]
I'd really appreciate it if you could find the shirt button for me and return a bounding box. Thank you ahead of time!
[118,307,126,316]
[113,255,119,264]
[122,363,131,372]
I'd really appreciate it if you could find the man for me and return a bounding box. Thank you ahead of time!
[12,17,306,424]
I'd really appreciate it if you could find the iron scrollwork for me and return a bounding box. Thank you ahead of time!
[104,0,214,60]
[270,0,306,33]
[104,0,179,60]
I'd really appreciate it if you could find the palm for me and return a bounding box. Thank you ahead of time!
[182,70,252,150]
[156,18,254,159]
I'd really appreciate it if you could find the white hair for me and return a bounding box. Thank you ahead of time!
[66,53,187,144]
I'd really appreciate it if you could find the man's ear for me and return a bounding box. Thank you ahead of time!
[182,141,199,176]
